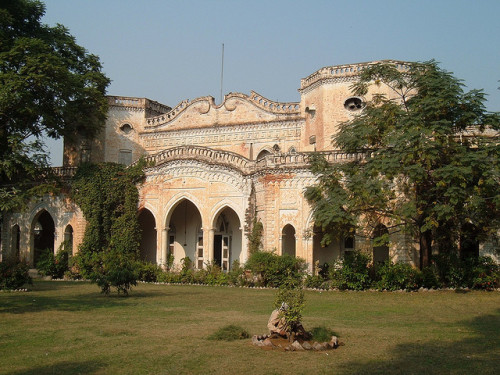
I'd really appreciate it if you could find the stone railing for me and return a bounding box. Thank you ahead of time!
[249,91,300,114]
[254,150,369,169]
[146,99,191,127]
[140,146,369,175]
[52,166,78,178]
[142,145,255,174]
[108,96,145,108]
[300,60,411,91]
[108,96,171,115]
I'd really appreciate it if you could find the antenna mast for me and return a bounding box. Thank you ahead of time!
[220,43,224,104]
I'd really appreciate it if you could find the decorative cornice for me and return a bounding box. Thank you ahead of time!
[139,119,303,150]
[136,145,368,177]
[299,60,412,93]
[144,91,301,129]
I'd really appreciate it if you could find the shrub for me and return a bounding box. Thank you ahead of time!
[137,262,163,282]
[35,248,56,277]
[0,259,32,290]
[245,251,306,287]
[329,251,371,290]
[376,261,423,291]
[433,253,499,289]
[422,264,442,289]
[227,260,246,286]
[304,274,327,289]
[310,326,336,342]
[36,247,70,279]
[208,325,250,341]
[92,249,138,295]
[471,257,499,290]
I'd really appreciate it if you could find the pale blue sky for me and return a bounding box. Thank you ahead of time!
[41,0,500,165]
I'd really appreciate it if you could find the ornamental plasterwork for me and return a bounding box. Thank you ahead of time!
[145,91,301,129]
[299,60,411,93]
[146,159,252,194]
[140,120,303,149]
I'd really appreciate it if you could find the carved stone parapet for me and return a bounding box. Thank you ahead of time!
[144,91,301,129]
[248,91,300,114]
[299,60,411,92]
[135,146,370,177]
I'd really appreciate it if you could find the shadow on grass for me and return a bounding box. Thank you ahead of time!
[338,309,500,375]
[8,360,105,375]
[0,281,205,315]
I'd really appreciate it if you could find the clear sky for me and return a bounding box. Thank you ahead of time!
[40,0,500,166]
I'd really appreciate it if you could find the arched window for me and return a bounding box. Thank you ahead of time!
[373,224,389,263]
[11,225,20,259]
[256,149,271,160]
[281,224,296,257]
[64,225,74,253]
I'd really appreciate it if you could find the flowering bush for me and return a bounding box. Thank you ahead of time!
[0,259,32,290]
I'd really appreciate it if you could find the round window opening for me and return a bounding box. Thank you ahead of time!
[120,123,133,134]
[344,97,365,111]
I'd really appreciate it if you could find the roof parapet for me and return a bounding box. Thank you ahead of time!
[299,60,412,92]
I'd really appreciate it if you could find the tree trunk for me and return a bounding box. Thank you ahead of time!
[419,230,432,269]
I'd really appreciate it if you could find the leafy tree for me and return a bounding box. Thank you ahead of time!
[0,0,109,214]
[71,162,145,295]
[306,61,500,268]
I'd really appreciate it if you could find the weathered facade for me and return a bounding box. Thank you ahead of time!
[4,60,479,271]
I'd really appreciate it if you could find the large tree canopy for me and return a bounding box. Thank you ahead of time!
[306,61,500,268]
[0,0,110,212]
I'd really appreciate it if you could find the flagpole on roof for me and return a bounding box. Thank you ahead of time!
[220,43,224,104]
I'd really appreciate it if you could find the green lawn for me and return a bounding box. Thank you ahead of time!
[0,281,499,375]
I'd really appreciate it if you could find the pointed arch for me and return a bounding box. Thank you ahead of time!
[256,148,272,160]
[281,224,296,257]
[138,208,157,263]
[11,224,20,260]
[31,209,55,266]
[211,205,242,271]
[166,197,203,269]
[63,225,74,254]
[373,224,389,264]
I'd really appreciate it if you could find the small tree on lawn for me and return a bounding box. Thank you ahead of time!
[306,61,500,268]
[274,275,305,338]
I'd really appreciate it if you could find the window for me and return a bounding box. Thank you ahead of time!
[120,123,133,134]
[80,147,91,163]
[344,236,354,250]
[344,97,365,111]
[118,149,132,165]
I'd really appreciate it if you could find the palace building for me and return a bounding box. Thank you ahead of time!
[2,60,496,271]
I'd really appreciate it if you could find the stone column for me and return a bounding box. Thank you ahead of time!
[303,232,313,274]
[161,228,168,268]
[207,228,215,263]
[202,227,210,266]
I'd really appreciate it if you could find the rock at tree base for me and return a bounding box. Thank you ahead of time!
[329,336,339,348]
[252,334,341,351]
[291,340,304,351]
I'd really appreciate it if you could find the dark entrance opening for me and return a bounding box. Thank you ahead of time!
[214,235,222,266]
[34,210,55,266]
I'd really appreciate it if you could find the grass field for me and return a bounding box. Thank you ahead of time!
[0,281,499,375]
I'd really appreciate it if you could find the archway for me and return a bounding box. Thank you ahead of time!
[281,224,296,257]
[167,199,203,269]
[256,149,271,160]
[138,209,157,263]
[373,224,389,264]
[63,225,74,254]
[312,225,341,274]
[11,225,20,260]
[213,207,242,271]
[32,210,55,266]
